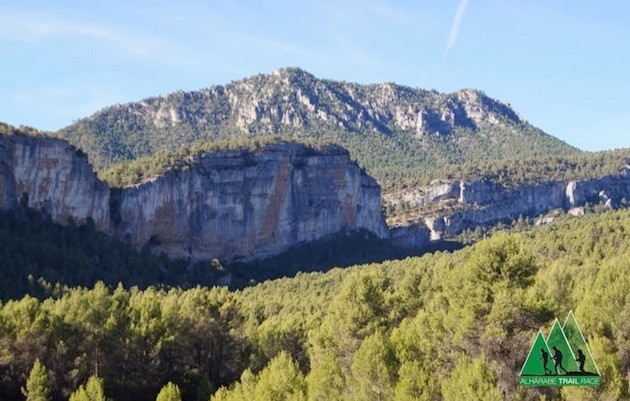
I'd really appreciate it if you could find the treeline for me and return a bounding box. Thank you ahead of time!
[98,136,332,188]
[1,210,628,400]
[1,283,240,401]
[6,120,628,196]
[94,125,629,194]
[0,121,50,137]
[383,147,630,192]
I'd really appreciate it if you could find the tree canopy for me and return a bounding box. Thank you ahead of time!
[0,210,628,400]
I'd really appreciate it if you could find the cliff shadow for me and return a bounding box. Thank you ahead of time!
[223,230,464,289]
[0,206,464,299]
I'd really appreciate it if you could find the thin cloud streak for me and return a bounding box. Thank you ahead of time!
[22,20,148,56]
[445,0,470,54]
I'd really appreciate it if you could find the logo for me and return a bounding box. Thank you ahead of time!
[519,311,600,387]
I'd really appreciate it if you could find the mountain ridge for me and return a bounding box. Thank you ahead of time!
[60,67,578,185]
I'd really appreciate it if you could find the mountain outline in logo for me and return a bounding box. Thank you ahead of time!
[519,311,600,387]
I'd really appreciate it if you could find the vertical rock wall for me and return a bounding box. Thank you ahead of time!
[114,144,389,261]
[0,135,111,230]
[0,135,391,261]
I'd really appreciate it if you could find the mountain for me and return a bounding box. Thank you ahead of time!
[3,123,629,288]
[60,68,578,186]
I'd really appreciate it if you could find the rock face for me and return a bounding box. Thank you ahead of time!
[0,135,111,229]
[112,143,389,261]
[0,134,390,261]
[385,169,630,240]
[5,132,625,262]
[390,224,430,249]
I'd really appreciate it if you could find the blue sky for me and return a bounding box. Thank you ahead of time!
[1,0,629,151]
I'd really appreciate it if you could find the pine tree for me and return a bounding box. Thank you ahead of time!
[254,352,306,401]
[69,376,107,401]
[441,356,502,401]
[349,331,397,401]
[306,352,345,401]
[394,361,436,401]
[156,382,182,401]
[21,359,51,401]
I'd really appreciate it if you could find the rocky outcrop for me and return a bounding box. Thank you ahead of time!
[390,224,430,249]
[0,134,391,262]
[0,135,111,229]
[72,70,523,144]
[564,177,630,208]
[385,168,630,240]
[7,132,625,263]
[112,143,389,261]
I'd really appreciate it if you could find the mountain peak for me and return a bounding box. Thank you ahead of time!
[271,66,313,78]
[61,68,577,175]
[453,88,522,124]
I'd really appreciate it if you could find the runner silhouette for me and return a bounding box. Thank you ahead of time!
[575,349,586,373]
[540,348,552,375]
[552,346,567,375]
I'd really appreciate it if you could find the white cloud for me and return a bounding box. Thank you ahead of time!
[445,0,471,54]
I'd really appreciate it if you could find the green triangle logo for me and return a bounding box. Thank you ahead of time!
[519,311,600,387]
[546,318,580,373]
[519,330,553,376]
[562,310,600,375]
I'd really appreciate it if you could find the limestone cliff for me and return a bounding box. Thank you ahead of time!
[0,134,389,261]
[5,132,625,262]
[385,168,630,240]
[112,143,389,261]
[0,134,111,230]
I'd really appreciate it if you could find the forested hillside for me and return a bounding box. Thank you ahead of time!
[383,148,630,192]
[97,136,327,188]
[95,135,630,193]
[2,210,628,400]
[1,121,625,194]
[60,68,578,184]
[0,208,217,299]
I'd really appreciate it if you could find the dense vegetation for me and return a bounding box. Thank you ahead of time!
[7,120,625,196]
[0,122,50,138]
[95,129,628,194]
[1,210,628,400]
[0,208,201,299]
[385,148,630,192]
[59,69,577,178]
[98,137,331,188]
